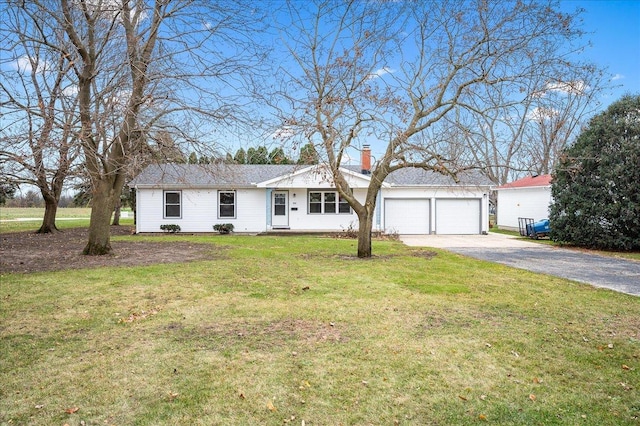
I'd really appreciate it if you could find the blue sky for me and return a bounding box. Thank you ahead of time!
[561,0,640,106]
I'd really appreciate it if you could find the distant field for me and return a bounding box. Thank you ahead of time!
[0,207,133,233]
[0,207,92,220]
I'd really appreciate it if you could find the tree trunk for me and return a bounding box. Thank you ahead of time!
[36,196,59,234]
[83,181,115,255]
[357,212,374,258]
[112,197,121,226]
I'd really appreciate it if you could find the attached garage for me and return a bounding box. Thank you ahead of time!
[435,199,481,234]
[384,198,430,234]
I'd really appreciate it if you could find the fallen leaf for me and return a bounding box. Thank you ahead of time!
[529,394,536,402]
[479,414,487,421]
[480,395,487,401]
[65,407,79,414]
[622,364,630,370]
[239,393,246,399]
[266,400,277,412]
[533,377,542,384]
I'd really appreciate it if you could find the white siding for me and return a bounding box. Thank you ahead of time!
[496,187,552,230]
[284,188,365,231]
[136,188,267,233]
[264,167,372,189]
[135,183,490,234]
[384,199,430,234]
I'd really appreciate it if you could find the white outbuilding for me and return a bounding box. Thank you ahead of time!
[495,175,552,231]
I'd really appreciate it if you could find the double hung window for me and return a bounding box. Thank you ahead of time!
[219,191,236,218]
[164,191,181,218]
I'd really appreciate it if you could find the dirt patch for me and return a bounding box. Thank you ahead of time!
[300,249,437,261]
[0,227,216,274]
[171,318,348,352]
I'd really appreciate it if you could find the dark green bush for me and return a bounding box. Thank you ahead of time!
[160,224,181,233]
[213,223,234,234]
[549,94,640,250]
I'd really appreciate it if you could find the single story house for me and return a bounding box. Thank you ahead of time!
[129,160,493,235]
[494,174,552,231]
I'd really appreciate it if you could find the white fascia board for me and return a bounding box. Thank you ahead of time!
[255,165,316,188]
[132,184,255,190]
[389,184,491,190]
[341,167,391,188]
[495,185,551,191]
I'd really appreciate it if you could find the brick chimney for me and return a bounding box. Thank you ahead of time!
[361,144,371,174]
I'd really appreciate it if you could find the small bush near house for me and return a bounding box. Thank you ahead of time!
[213,223,234,234]
[160,224,181,233]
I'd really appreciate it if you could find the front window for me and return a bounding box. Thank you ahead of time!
[219,190,236,218]
[164,191,181,218]
[308,190,351,214]
[339,195,351,213]
[309,192,322,213]
[324,192,336,213]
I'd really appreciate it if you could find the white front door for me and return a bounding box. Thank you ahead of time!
[272,191,289,228]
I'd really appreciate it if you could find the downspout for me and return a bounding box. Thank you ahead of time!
[375,188,382,232]
[134,185,140,234]
[266,188,272,230]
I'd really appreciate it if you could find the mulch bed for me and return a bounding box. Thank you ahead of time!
[0,227,215,274]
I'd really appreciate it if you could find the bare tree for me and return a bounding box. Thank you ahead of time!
[520,68,607,176]
[454,63,607,186]
[2,0,269,254]
[275,0,595,257]
[0,2,81,233]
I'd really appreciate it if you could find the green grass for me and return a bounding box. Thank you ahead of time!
[1,233,639,425]
[492,228,640,261]
[0,207,133,233]
[0,207,94,220]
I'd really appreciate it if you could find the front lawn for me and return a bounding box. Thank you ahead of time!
[1,233,638,425]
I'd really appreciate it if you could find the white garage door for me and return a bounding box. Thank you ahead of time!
[435,199,481,234]
[385,199,430,234]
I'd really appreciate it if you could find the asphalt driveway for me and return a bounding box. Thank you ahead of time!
[401,234,640,296]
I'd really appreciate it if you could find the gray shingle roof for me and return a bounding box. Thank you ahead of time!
[129,163,302,187]
[130,163,492,188]
[385,167,493,186]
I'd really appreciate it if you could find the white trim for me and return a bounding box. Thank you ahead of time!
[163,190,182,219]
[218,190,237,219]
